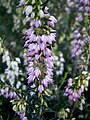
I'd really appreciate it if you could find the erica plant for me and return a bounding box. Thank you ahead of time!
[66,0,90,72]
[17,0,57,119]
[23,0,57,94]
[63,0,90,119]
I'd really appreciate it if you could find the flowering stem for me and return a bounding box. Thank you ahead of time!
[40,94,43,120]
[59,73,67,90]
[70,100,78,119]
[40,112,43,120]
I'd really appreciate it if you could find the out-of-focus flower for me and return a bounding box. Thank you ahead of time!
[64,72,89,102]
[18,0,25,7]
[38,85,44,94]
[25,5,33,17]
[54,52,65,76]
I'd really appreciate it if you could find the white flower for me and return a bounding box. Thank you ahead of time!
[79,103,83,111]
[6,70,15,86]
[44,6,49,13]
[56,71,60,75]
[82,71,87,75]
[39,10,44,18]
[1,89,4,95]
[11,61,18,70]
[15,58,21,63]
[56,61,60,66]
[22,85,26,90]
[59,70,63,75]
[26,5,33,17]
[54,56,58,61]
[59,53,63,57]
[16,81,21,89]
[60,63,64,68]
[81,85,84,90]
[31,12,35,18]
[2,51,10,62]
[60,58,65,62]
[65,108,70,113]
[81,98,85,104]
[31,84,36,88]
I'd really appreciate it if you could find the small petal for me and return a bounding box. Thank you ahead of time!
[42,78,48,88]
[34,69,41,78]
[38,85,44,94]
[28,74,35,84]
[18,0,25,7]
[45,48,51,57]
[34,20,41,28]
[40,42,45,51]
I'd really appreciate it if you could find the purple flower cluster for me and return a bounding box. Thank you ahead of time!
[64,72,89,102]
[0,87,17,99]
[71,30,84,57]
[64,78,80,102]
[64,88,80,102]
[66,0,90,17]
[66,0,90,58]
[71,29,90,58]
[24,4,57,94]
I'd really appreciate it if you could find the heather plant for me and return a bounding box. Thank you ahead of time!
[0,0,90,120]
